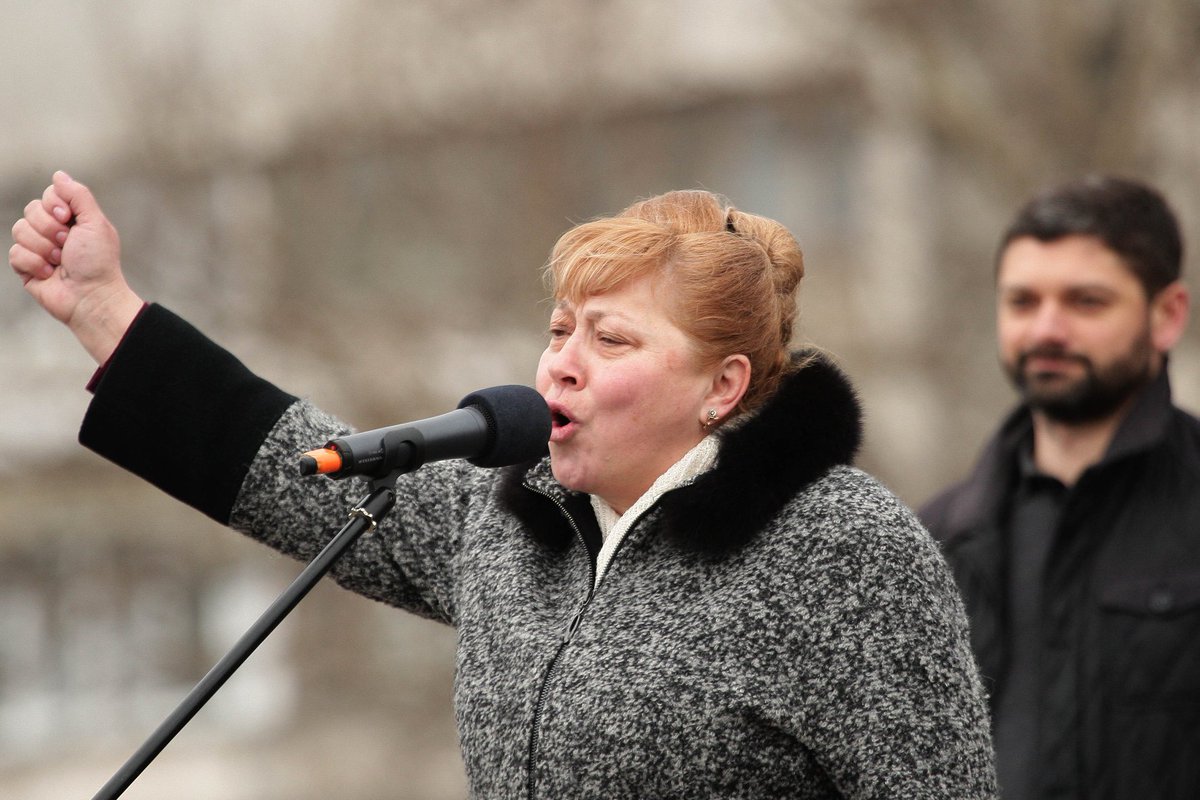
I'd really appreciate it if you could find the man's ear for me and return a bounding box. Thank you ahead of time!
[1151,280,1190,353]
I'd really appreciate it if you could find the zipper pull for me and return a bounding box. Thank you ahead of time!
[562,604,586,644]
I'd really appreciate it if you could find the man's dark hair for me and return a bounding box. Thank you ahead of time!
[997,175,1184,297]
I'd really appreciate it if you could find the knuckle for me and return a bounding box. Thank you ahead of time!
[9,244,29,271]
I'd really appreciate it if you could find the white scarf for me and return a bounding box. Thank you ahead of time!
[589,434,720,588]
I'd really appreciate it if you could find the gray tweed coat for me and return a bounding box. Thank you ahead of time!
[81,305,996,799]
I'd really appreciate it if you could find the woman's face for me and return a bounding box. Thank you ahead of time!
[536,274,716,514]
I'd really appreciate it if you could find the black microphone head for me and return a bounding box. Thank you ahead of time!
[457,385,551,468]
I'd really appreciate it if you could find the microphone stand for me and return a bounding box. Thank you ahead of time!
[91,482,397,800]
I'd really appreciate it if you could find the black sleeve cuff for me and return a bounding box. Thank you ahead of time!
[80,303,299,523]
[86,301,149,393]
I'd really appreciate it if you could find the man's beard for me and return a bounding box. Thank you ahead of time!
[1004,333,1155,424]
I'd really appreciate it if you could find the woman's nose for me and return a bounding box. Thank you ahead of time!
[547,336,583,387]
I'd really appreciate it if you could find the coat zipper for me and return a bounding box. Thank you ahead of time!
[523,485,595,800]
[520,483,659,799]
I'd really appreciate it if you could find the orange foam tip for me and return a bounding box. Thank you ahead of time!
[301,448,343,474]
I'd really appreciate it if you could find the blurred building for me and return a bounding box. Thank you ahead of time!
[2,1,1198,797]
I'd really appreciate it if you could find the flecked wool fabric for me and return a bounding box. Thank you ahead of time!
[228,365,996,798]
[79,306,996,798]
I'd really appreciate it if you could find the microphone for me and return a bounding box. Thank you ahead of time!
[298,384,551,479]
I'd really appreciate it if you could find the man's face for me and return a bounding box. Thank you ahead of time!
[996,235,1160,423]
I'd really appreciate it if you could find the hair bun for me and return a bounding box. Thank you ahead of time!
[726,208,805,295]
[725,207,805,356]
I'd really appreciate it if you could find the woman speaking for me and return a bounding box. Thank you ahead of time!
[11,172,996,798]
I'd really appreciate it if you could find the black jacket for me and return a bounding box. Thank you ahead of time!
[919,369,1200,799]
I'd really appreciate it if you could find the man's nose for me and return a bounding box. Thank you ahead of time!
[1029,302,1070,343]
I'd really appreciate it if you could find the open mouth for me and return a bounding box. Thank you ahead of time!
[547,403,576,442]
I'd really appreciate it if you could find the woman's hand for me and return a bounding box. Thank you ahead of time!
[9,171,145,364]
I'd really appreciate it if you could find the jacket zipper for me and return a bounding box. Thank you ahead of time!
[520,484,661,798]
[523,485,596,800]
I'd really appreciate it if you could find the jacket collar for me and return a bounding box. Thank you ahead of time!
[1102,363,1174,464]
[940,366,1177,540]
[498,350,863,555]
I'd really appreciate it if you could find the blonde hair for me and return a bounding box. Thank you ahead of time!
[544,190,806,416]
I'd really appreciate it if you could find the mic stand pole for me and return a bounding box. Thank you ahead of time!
[92,483,397,800]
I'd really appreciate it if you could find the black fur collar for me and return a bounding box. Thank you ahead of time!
[498,350,862,555]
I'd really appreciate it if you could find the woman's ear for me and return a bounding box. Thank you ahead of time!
[704,354,751,423]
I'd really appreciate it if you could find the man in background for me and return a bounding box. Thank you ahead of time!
[920,175,1199,799]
